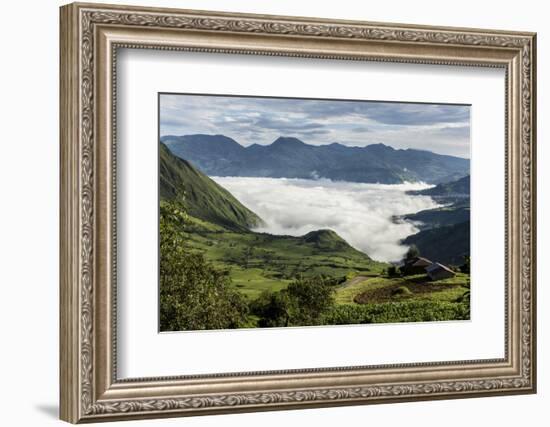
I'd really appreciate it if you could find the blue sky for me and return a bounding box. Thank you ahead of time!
[160,94,471,158]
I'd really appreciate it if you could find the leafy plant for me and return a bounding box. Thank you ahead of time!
[159,200,249,331]
[405,245,420,260]
[387,265,398,277]
[285,276,335,325]
[460,256,471,274]
[250,276,335,327]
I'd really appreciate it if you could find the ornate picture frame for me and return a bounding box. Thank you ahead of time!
[60,2,536,423]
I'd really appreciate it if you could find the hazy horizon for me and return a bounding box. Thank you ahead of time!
[160,93,471,158]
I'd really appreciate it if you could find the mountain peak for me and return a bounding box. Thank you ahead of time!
[365,142,394,151]
[302,229,369,256]
[271,136,307,147]
[163,134,244,147]
[302,229,345,246]
[190,134,241,145]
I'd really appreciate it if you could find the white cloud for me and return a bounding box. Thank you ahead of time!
[212,177,440,263]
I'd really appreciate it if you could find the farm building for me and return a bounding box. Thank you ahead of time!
[400,256,433,275]
[426,262,455,281]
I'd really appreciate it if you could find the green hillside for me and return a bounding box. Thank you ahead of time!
[400,174,470,264]
[302,229,367,253]
[180,215,384,300]
[403,220,470,266]
[160,142,263,231]
[409,175,470,196]
[402,205,470,231]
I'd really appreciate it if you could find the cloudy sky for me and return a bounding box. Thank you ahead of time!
[160,93,471,158]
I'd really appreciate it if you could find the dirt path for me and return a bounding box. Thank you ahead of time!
[335,275,380,304]
[340,275,370,288]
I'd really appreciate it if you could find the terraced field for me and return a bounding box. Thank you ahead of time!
[335,273,469,305]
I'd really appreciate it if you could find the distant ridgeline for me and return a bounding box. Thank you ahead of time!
[401,175,471,266]
[161,134,469,184]
[407,174,470,204]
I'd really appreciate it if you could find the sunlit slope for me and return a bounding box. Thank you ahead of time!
[160,142,263,231]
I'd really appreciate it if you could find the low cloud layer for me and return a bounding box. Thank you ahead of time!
[213,177,440,262]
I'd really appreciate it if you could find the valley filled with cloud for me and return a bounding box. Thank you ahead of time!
[213,177,440,262]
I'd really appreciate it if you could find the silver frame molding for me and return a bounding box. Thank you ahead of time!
[60,2,537,423]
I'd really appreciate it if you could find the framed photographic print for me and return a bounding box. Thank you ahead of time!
[60,2,537,423]
[157,93,473,332]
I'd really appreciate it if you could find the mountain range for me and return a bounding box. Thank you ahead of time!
[161,134,469,184]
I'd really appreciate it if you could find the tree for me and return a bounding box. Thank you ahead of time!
[250,291,291,328]
[285,276,335,325]
[459,255,470,273]
[405,244,420,260]
[159,200,249,331]
[251,276,335,327]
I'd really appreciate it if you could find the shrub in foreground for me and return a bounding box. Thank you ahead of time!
[250,276,335,327]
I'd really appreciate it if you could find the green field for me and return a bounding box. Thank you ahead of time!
[181,215,386,300]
